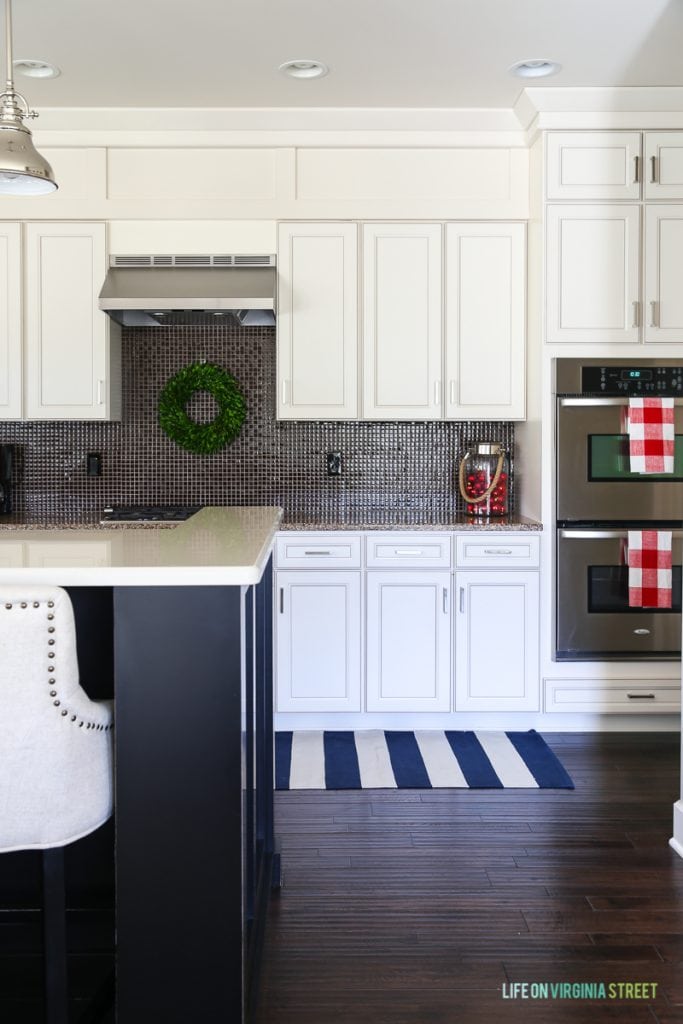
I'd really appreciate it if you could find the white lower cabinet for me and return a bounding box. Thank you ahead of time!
[275,570,362,712]
[454,569,540,712]
[366,570,451,712]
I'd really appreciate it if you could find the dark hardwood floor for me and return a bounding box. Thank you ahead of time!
[255,733,683,1024]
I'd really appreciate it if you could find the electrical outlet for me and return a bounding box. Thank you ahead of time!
[326,451,342,476]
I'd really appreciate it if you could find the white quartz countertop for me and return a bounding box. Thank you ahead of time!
[0,506,282,586]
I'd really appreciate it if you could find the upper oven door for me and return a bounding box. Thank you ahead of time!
[557,397,683,522]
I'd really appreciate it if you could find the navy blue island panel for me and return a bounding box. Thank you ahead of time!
[113,559,274,1024]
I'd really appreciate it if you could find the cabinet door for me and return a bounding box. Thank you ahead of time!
[445,223,526,420]
[454,570,539,712]
[277,222,358,420]
[644,205,683,343]
[546,132,641,200]
[276,570,361,712]
[362,223,442,419]
[644,132,683,200]
[366,571,451,712]
[0,223,22,420]
[546,205,640,344]
[24,223,116,420]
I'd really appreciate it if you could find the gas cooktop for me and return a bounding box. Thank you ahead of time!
[100,504,201,524]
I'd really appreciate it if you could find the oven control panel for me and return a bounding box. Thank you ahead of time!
[582,366,683,395]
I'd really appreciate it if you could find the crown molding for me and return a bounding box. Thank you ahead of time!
[515,87,683,132]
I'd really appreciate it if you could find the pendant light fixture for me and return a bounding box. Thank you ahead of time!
[0,0,56,194]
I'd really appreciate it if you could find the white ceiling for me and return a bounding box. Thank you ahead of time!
[6,0,683,111]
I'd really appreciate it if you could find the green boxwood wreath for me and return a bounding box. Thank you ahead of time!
[158,362,247,455]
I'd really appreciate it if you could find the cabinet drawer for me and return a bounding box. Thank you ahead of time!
[544,678,681,714]
[455,534,540,568]
[365,533,451,568]
[275,533,361,569]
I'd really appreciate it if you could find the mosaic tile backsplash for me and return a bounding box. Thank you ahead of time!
[0,324,514,522]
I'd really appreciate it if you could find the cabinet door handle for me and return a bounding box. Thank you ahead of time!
[279,588,284,614]
[633,154,640,184]
[483,548,513,555]
[97,380,104,405]
[449,380,457,406]
[632,301,640,328]
[442,587,448,614]
[650,155,658,183]
[650,300,659,328]
[281,380,289,406]
[627,693,655,700]
[459,587,465,614]
[433,380,441,406]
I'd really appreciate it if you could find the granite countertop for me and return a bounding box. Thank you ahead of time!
[279,513,543,532]
[0,506,283,586]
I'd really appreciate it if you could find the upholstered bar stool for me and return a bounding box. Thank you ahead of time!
[0,585,114,1024]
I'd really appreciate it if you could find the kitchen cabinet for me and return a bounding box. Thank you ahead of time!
[0,223,22,419]
[0,222,120,421]
[277,222,358,419]
[546,204,641,344]
[277,220,527,421]
[24,223,120,420]
[546,132,642,200]
[644,132,683,200]
[366,570,451,712]
[454,569,539,712]
[275,569,362,712]
[644,205,683,343]
[445,223,526,419]
[362,223,443,420]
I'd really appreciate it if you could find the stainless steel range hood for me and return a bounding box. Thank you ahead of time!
[98,254,276,327]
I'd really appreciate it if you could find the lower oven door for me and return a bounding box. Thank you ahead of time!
[557,528,682,660]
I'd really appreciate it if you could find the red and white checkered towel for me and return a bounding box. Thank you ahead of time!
[626,530,672,608]
[623,397,675,474]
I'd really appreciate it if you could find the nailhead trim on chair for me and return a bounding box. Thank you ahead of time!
[2,599,114,733]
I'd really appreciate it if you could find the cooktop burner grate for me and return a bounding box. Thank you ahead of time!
[100,504,201,524]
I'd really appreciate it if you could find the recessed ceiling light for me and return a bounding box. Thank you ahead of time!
[508,59,561,79]
[13,58,61,79]
[278,59,328,80]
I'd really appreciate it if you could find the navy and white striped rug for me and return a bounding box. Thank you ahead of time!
[275,730,574,790]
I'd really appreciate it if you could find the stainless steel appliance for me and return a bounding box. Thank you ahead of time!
[556,358,683,661]
[0,444,12,515]
[100,504,200,524]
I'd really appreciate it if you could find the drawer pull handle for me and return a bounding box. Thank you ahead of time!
[483,548,513,555]
[634,154,640,184]
[627,693,655,700]
[279,588,284,614]
[459,587,465,614]
[304,550,332,556]
[442,587,448,614]
[651,154,658,183]
[394,548,424,556]
[633,628,651,636]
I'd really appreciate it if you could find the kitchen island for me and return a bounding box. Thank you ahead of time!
[0,506,282,1024]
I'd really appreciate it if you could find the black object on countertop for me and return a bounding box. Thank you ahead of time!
[0,445,12,515]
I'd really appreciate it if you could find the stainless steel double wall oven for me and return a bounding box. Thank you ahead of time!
[556,358,683,660]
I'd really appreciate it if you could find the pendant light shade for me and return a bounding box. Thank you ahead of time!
[0,0,56,195]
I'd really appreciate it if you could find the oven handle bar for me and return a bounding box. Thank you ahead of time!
[559,397,683,407]
[560,529,683,540]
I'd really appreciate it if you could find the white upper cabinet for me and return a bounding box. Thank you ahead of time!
[644,205,683,343]
[362,223,442,420]
[277,222,358,419]
[445,222,526,420]
[546,132,642,200]
[644,132,683,200]
[546,204,641,344]
[0,224,22,420]
[24,223,119,420]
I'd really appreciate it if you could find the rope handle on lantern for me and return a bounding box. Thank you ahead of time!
[458,449,506,504]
